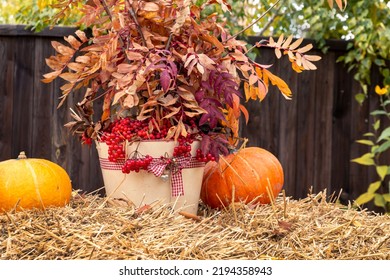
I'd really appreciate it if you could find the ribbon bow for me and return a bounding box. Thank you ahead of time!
[147,156,204,196]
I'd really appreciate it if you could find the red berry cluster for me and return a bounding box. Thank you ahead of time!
[195,149,216,162]
[100,118,171,162]
[81,133,92,145]
[173,136,194,158]
[122,155,153,173]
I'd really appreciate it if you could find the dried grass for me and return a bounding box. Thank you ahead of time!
[1,189,389,260]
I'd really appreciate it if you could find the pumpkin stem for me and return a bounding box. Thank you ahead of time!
[18,151,27,159]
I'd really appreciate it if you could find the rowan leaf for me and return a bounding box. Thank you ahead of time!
[160,69,171,92]
[42,70,62,83]
[288,37,304,50]
[64,35,82,49]
[282,35,293,49]
[297,43,313,54]
[51,41,75,56]
[262,69,292,99]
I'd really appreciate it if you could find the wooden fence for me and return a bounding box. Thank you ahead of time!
[1,25,388,205]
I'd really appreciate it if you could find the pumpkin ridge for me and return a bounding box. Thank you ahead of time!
[24,160,45,209]
[236,154,260,183]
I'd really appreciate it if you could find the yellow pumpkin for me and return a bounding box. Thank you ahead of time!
[0,152,72,211]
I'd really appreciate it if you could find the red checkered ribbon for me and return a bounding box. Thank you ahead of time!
[147,156,205,197]
[99,158,126,170]
[99,156,205,197]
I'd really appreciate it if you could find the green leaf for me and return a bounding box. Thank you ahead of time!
[383,194,390,202]
[374,194,386,208]
[351,153,375,166]
[373,119,380,131]
[363,132,375,137]
[367,181,381,193]
[370,110,387,116]
[356,139,374,146]
[355,192,375,206]
[376,141,390,153]
[376,166,388,181]
[371,145,379,154]
[378,127,390,142]
[355,93,366,105]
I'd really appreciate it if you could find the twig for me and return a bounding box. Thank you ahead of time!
[223,0,283,43]
[127,2,147,46]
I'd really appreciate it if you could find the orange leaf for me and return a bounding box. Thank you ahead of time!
[51,41,75,56]
[244,81,251,101]
[262,69,292,99]
[42,70,61,83]
[240,104,249,124]
[64,35,82,49]
[256,80,268,101]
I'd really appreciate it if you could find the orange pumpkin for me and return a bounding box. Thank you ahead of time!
[201,147,284,209]
[0,152,72,212]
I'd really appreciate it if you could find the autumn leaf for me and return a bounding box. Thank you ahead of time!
[262,69,292,99]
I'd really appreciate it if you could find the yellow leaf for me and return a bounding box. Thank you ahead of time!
[291,62,304,73]
[351,153,375,165]
[367,181,381,194]
[355,192,375,206]
[376,165,388,181]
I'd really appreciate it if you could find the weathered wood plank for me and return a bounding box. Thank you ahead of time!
[313,51,335,193]
[331,52,353,203]
[11,37,35,158]
[295,63,317,198]
[31,37,55,160]
[275,57,298,198]
[0,37,15,160]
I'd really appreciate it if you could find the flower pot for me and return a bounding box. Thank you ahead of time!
[95,140,205,215]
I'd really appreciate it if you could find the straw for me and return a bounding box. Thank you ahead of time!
[1,189,389,260]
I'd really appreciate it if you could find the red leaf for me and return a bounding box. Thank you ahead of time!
[160,69,171,92]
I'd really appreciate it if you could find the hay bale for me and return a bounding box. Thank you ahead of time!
[1,190,389,260]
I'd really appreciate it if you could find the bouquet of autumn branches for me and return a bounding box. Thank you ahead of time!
[43,0,320,164]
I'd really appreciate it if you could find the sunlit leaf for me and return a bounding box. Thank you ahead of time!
[356,139,374,146]
[374,194,386,208]
[351,153,375,165]
[377,127,390,142]
[376,166,388,181]
[354,192,374,206]
[367,181,381,194]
